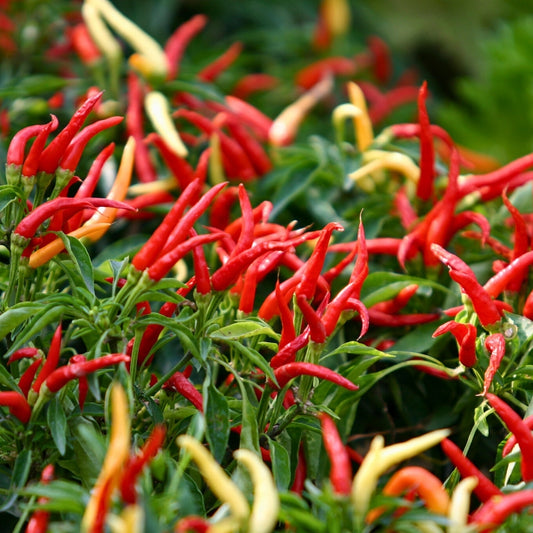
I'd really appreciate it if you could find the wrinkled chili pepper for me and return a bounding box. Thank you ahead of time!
[486,393,533,481]
[440,438,501,503]
[432,321,477,367]
[270,362,357,390]
[164,370,204,412]
[319,412,352,495]
[482,334,506,396]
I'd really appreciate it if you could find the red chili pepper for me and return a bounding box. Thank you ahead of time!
[174,516,210,533]
[197,41,243,82]
[58,116,123,172]
[297,222,343,301]
[0,391,32,423]
[295,56,357,89]
[21,116,58,179]
[164,14,207,80]
[320,282,361,337]
[486,393,533,482]
[483,250,533,299]
[367,36,392,84]
[523,289,533,320]
[323,242,358,284]
[368,85,420,124]
[368,309,440,327]
[271,362,357,390]
[117,191,175,221]
[44,354,130,394]
[68,22,101,65]
[25,464,54,533]
[187,228,210,295]
[164,371,204,411]
[440,438,501,503]
[470,489,533,532]
[74,143,115,199]
[69,354,89,410]
[270,329,310,369]
[31,323,62,395]
[482,333,506,396]
[372,284,419,315]
[225,95,273,142]
[291,444,307,495]
[349,217,368,298]
[230,184,255,258]
[18,357,43,398]
[6,124,44,167]
[296,294,326,344]
[38,91,103,174]
[416,81,435,201]
[209,186,239,230]
[432,321,477,367]
[232,73,279,100]
[120,425,166,504]
[7,347,40,364]
[224,200,273,240]
[277,280,296,349]
[319,412,352,495]
[393,186,417,231]
[502,415,533,457]
[431,244,502,327]
[148,231,223,282]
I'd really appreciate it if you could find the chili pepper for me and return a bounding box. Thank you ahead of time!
[230,184,255,257]
[323,242,358,284]
[232,73,278,100]
[118,191,175,220]
[486,392,533,481]
[197,41,242,82]
[351,429,450,519]
[73,142,115,201]
[164,371,204,412]
[502,415,533,457]
[393,186,417,230]
[368,309,440,327]
[415,81,435,201]
[432,321,477,367]
[174,516,210,533]
[6,124,44,167]
[440,438,501,503]
[276,280,296,349]
[269,76,333,146]
[297,222,343,301]
[38,90,103,174]
[320,282,361,337]
[447,476,478,533]
[68,22,101,65]
[145,91,188,158]
[18,357,43,398]
[43,354,130,395]
[31,323,62,395]
[82,383,131,532]
[431,244,502,327]
[470,489,533,532]
[58,116,123,172]
[131,178,202,271]
[225,95,273,142]
[296,294,327,344]
[270,329,310,369]
[0,391,32,424]
[372,284,419,315]
[291,444,307,495]
[177,435,250,524]
[270,362,357,390]
[482,333,506,396]
[367,466,449,523]
[295,56,357,89]
[119,425,165,504]
[225,200,273,240]
[367,36,392,84]
[369,85,420,124]
[7,347,40,364]
[25,464,54,533]
[483,250,533,299]
[164,14,207,80]
[20,116,58,183]
[209,186,239,230]
[318,412,352,495]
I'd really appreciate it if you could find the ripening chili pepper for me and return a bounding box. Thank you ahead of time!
[415,81,435,201]
[482,333,506,396]
[25,464,54,533]
[119,425,166,504]
[431,243,502,327]
[232,73,278,100]
[367,36,392,84]
[296,294,326,344]
[234,448,280,533]
[38,90,103,174]
[269,76,333,146]
[297,222,343,301]
[432,321,477,367]
[31,323,62,395]
[164,370,204,412]
[0,391,32,424]
[43,354,130,395]
[225,95,273,142]
[197,41,243,82]
[295,56,357,89]
[174,516,210,533]
[164,14,207,80]
[319,412,352,495]
[271,362,357,390]
[177,435,250,524]
[470,489,533,532]
[447,476,478,532]
[440,438,501,503]
[486,392,533,482]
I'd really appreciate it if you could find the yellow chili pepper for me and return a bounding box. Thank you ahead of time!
[128,177,177,196]
[145,91,188,158]
[346,82,373,151]
[234,449,280,533]
[207,517,241,533]
[321,0,351,37]
[28,223,110,269]
[351,428,450,519]
[108,504,143,533]
[84,136,135,240]
[447,477,478,533]
[209,133,226,185]
[82,383,131,532]
[177,435,250,524]
[87,0,167,80]
[332,103,362,144]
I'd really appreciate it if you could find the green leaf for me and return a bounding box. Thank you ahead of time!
[474,403,490,437]
[268,436,292,491]
[22,480,88,513]
[0,303,44,344]
[0,186,21,211]
[224,339,276,382]
[47,396,68,456]
[204,383,230,463]
[0,75,67,98]
[0,449,31,512]
[59,232,95,295]
[209,320,279,341]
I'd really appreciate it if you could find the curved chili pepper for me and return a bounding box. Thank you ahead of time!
[367,85,420,124]
[295,56,357,89]
[174,516,210,533]
[224,200,273,240]
[296,294,326,344]
[7,347,40,364]
[0,390,31,423]
[276,279,296,349]
[482,334,506,396]
[502,415,533,457]
[393,186,417,231]
[25,464,54,533]
[440,438,501,503]
[120,425,166,504]
[367,36,392,84]
[271,362,357,390]
[270,329,310,369]
[164,371,204,412]
[38,90,103,174]
[368,309,440,327]
[18,357,43,398]
[31,323,62,395]
[319,412,352,495]
[483,250,533,299]
[68,22,101,65]
[432,321,477,367]
[372,284,419,315]
[44,354,130,394]
[232,73,278,100]
[349,216,368,298]
[197,41,242,82]
[225,95,273,142]
[6,124,43,167]
[486,393,533,482]
[415,81,435,201]
[20,116,58,180]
